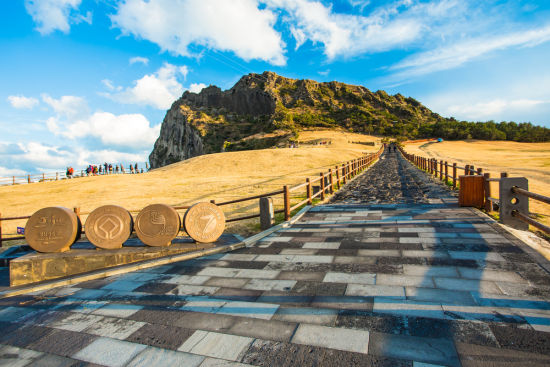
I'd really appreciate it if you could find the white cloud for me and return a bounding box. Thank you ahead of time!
[447,99,548,120]
[103,63,187,109]
[0,166,26,177]
[111,0,286,65]
[101,79,122,91]
[42,94,89,119]
[265,0,422,59]
[65,112,161,149]
[24,0,89,35]
[129,56,149,65]
[390,24,550,77]
[7,95,39,109]
[189,83,207,93]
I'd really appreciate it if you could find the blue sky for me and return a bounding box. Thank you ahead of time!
[1,0,550,176]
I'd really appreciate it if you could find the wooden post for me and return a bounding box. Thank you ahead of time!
[501,172,508,178]
[0,212,2,248]
[465,164,470,176]
[320,173,325,200]
[335,166,340,189]
[440,160,443,180]
[28,175,31,183]
[42,173,45,181]
[477,168,483,176]
[260,197,274,230]
[444,161,448,183]
[329,169,334,194]
[283,186,290,221]
[452,163,457,188]
[73,207,81,241]
[342,164,347,184]
[56,172,59,181]
[306,178,312,205]
[470,165,475,175]
[12,176,15,185]
[483,173,493,211]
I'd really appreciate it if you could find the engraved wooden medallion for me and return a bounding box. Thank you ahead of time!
[183,202,225,243]
[135,204,180,246]
[25,207,79,253]
[85,205,133,249]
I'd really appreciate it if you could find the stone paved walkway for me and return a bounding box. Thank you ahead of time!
[1,151,550,366]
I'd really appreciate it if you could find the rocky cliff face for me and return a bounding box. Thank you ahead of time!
[149,71,445,168]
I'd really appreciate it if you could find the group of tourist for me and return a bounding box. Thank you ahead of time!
[66,163,146,178]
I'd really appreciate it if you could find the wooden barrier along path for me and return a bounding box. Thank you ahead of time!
[0,148,549,366]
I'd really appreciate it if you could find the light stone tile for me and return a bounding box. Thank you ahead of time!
[236,269,280,279]
[449,252,506,262]
[292,324,369,354]
[323,272,376,285]
[400,238,441,244]
[199,357,257,367]
[71,288,111,300]
[218,301,279,320]
[83,316,146,339]
[357,250,400,257]
[457,268,526,283]
[346,284,405,298]
[302,242,340,249]
[101,280,144,292]
[377,274,435,288]
[127,346,205,367]
[334,256,377,264]
[402,250,449,258]
[244,279,297,291]
[167,285,220,296]
[433,277,501,294]
[92,303,143,318]
[266,236,294,241]
[280,249,319,255]
[373,299,446,319]
[204,277,250,288]
[403,265,459,278]
[273,307,338,325]
[0,344,43,361]
[419,232,459,238]
[178,331,254,361]
[181,297,228,313]
[198,267,241,278]
[164,275,211,285]
[398,228,436,233]
[221,254,258,261]
[49,312,104,332]
[73,337,146,367]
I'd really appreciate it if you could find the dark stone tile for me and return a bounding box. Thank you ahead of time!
[129,308,189,325]
[316,249,357,256]
[271,242,301,249]
[455,342,550,367]
[221,260,269,269]
[0,321,23,336]
[380,243,423,250]
[378,257,425,265]
[257,291,313,307]
[425,258,478,267]
[0,295,38,307]
[340,240,379,250]
[213,287,262,302]
[174,312,237,333]
[500,253,535,263]
[126,323,194,350]
[241,339,412,367]
[380,232,418,238]
[133,282,178,295]
[76,279,112,289]
[336,311,408,335]
[0,324,54,348]
[238,247,281,254]
[312,295,373,311]
[490,324,550,355]
[165,266,203,275]
[27,328,97,357]
[292,281,347,296]
[449,320,499,347]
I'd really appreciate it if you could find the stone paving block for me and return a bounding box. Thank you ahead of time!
[178,331,253,361]
[489,323,550,355]
[357,249,401,257]
[168,285,220,296]
[72,337,147,367]
[28,353,79,367]
[402,250,449,258]
[373,299,446,319]
[279,248,319,255]
[133,282,178,295]
[218,301,279,320]
[418,232,459,238]
[244,279,297,292]
[292,324,369,354]
[312,295,373,311]
[323,272,376,285]
[368,332,459,367]
[292,281,347,296]
[92,303,143,318]
[400,238,441,244]
[405,287,476,305]
[228,317,297,342]
[221,254,258,261]
[83,315,146,340]
[441,305,525,323]
[302,242,340,249]
[456,268,526,283]
[333,256,377,264]
[449,251,506,262]
[0,306,39,323]
[49,312,104,332]
[65,300,109,314]
[403,265,459,277]
[181,297,228,313]
[377,274,435,288]
[254,254,334,264]
[197,267,241,278]
[214,287,262,302]
[117,272,167,282]
[199,358,257,366]
[235,269,281,279]
[27,328,97,357]
[0,345,42,367]
[454,341,550,367]
[101,280,145,292]
[398,228,436,233]
[346,284,405,298]
[204,277,250,289]
[127,346,205,367]
[273,306,338,326]
[256,291,313,307]
[433,277,501,294]
[165,275,211,285]
[277,271,325,281]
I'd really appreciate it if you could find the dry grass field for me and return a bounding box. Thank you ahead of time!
[0,130,380,241]
[404,140,550,230]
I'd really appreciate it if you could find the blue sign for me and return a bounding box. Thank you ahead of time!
[17,227,25,235]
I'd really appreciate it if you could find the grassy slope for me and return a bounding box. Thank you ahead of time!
[404,140,550,228]
[0,130,380,238]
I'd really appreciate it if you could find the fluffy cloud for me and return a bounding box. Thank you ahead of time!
[189,83,207,93]
[129,56,149,65]
[447,99,548,120]
[0,166,27,177]
[7,95,39,109]
[103,63,187,109]
[24,0,90,35]
[112,0,286,65]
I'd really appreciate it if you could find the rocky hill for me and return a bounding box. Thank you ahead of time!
[149,71,549,168]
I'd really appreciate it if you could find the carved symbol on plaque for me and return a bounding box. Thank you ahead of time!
[25,207,79,253]
[135,204,180,247]
[184,202,225,243]
[85,205,133,249]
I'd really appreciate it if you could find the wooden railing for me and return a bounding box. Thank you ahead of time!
[0,147,383,247]
[399,146,550,234]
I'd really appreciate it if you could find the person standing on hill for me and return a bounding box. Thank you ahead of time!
[134,163,138,173]
[121,163,125,173]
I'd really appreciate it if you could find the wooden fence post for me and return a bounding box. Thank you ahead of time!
[470,166,475,175]
[28,175,31,183]
[306,178,312,205]
[56,172,59,181]
[483,173,493,211]
[12,176,15,185]
[42,173,45,181]
[452,163,457,188]
[335,166,340,189]
[465,164,470,176]
[342,164,347,184]
[0,212,3,248]
[329,169,334,194]
[320,173,326,200]
[440,160,443,180]
[501,172,508,178]
[444,161,448,183]
[283,186,290,221]
[477,168,483,176]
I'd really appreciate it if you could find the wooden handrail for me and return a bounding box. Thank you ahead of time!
[512,186,550,205]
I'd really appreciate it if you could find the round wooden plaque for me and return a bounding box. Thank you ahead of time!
[183,202,225,243]
[85,205,133,249]
[135,204,180,246]
[25,207,79,253]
